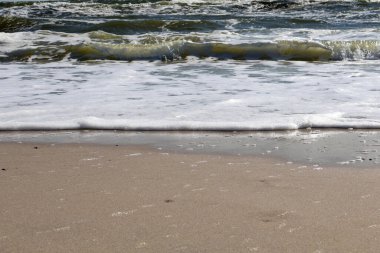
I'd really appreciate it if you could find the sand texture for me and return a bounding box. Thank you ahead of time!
[1,142,380,252]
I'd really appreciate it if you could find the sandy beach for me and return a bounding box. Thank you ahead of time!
[2,0,380,252]
[1,131,380,252]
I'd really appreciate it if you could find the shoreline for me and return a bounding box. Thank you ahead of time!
[0,129,379,168]
[1,131,380,252]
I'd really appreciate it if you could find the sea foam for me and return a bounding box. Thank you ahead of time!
[1,60,380,131]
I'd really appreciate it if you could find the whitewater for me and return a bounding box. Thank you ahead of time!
[1,0,380,130]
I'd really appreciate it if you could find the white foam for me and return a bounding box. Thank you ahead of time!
[1,57,380,131]
[0,31,90,56]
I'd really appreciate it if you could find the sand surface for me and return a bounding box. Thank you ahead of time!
[1,139,380,252]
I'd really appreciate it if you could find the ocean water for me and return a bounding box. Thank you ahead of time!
[1,0,380,130]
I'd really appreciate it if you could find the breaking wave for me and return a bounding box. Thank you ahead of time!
[3,40,380,62]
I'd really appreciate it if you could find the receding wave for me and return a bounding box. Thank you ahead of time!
[3,40,380,62]
[2,118,380,131]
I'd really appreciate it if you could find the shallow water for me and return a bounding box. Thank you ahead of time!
[1,0,380,130]
[1,129,380,167]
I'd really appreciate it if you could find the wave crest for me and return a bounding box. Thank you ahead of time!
[3,39,380,62]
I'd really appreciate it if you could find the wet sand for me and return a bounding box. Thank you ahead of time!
[1,132,380,252]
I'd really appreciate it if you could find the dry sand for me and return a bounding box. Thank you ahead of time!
[1,137,380,252]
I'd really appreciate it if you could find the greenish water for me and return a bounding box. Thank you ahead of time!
[1,0,380,61]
